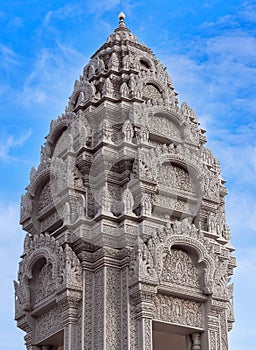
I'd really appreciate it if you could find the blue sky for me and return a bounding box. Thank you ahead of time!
[0,1,255,349]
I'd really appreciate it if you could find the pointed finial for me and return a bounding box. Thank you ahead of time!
[118,12,126,27]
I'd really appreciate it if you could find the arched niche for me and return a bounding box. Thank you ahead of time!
[32,176,62,234]
[47,124,69,157]
[142,83,163,102]
[158,161,197,196]
[148,111,183,143]
[29,256,54,307]
[159,245,205,294]
[153,158,202,221]
[37,179,54,216]
[139,58,152,71]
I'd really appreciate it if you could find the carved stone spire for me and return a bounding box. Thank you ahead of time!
[16,15,236,350]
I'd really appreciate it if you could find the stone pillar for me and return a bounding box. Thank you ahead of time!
[192,332,201,350]
[137,317,152,350]
[63,302,80,350]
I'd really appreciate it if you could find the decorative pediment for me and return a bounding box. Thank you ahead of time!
[14,234,82,320]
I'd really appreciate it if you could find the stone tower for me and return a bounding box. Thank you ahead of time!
[15,13,236,350]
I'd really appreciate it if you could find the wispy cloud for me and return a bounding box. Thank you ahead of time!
[0,44,19,67]
[0,129,32,162]
[43,3,84,26]
[239,0,256,23]
[19,43,86,109]
[85,0,137,17]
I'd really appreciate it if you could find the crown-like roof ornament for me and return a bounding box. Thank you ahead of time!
[118,12,126,27]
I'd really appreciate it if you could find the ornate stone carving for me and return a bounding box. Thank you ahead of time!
[213,257,229,299]
[20,193,32,222]
[35,303,64,343]
[106,268,121,349]
[148,114,181,141]
[62,244,82,290]
[109,51,119,71]
[16,14,235,350]
[160,248,201,290]
[37,181,53,214]
[34,261,54,305]
[122,188,134,215]
[102,77,113,97]
[192,332,201,350]
[122,119,134,142]
[158,163,196,194]
[153,293,203,328]
[120,81,130,97]
[15,233,64,318]
[129,237,157,283]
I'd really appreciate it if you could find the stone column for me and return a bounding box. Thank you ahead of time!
[191,333,201,350]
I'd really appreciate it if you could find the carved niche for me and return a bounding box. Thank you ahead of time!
[37,181,53,215]
[160,248,201,291]
[158,162,196,195]
[142,83,162,101]
[148,113,182,141]
[32,258,54,306]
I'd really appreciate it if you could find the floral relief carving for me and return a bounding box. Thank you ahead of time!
[35,303,64,343]
[158,163,196,195]
[34,262,54,305]
[62,244,82,290]
[129,237,157,283]
[106,268,121,349]
[148,114,181,140]
[37,181,53,214]
[93,269,104,350]
[161,249,201,290]
[213,257,229,299]
[20,193,32,222]
[147,219,215,294]
[153,293,203,328]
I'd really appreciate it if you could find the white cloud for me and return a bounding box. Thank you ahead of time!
[0,44,19,67]
[86,0,121,15]
[0,129,32,162]
[239,0,256,23]
[43,3,84,26]
[85,0,137,17]
[19,44,87,109]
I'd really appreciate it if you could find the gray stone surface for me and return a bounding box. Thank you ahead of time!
[15,13,236,350]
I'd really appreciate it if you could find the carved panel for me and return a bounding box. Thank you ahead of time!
[209,330,218,350]
[144,318,152,350]
[38,181,53,214]
[148,114,181,141]
[93,268,104,350]
[106,267,121,349]
[84,270,93,350]
[158,163,196,195]
[143,83,162,100]
[160,249,201,290]
[35,303,63,343]
[153,294,203,328]
[129,298,137,350]
[34,261,54,305]
[121,267,129,350]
